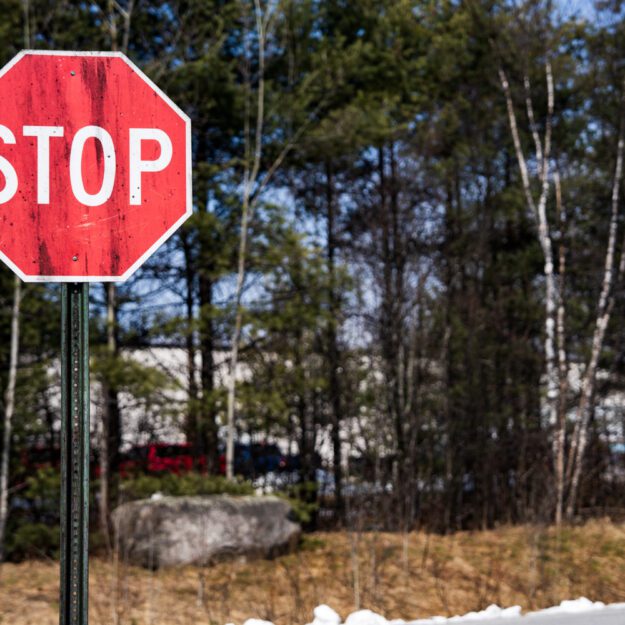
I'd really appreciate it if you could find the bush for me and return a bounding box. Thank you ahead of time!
[6,522,59,560]
[280,481,319,525]
[119,472,254,501]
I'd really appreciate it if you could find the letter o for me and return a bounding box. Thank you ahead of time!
[70,126,116,206]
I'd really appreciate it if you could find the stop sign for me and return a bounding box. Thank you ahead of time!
[0,51,191,282]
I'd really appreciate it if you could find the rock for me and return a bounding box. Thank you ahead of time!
[112,494,301,568]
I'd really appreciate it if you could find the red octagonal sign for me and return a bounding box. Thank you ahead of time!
[0,51,191,282]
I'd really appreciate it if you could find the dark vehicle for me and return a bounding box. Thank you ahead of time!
[118,445,149,477]
[218,442,306,477]
[251,442,285,474]
[218,442,254,476]
[20,445,100,479]
[281,453,302,472]
[21,446,60,473]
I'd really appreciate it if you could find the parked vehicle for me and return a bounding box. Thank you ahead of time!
[20,444,100,479]
[218,442,291,477]
[218,442,254,476]
[251,442,285,475]
[21,441,302,480]
[119,443,205,476]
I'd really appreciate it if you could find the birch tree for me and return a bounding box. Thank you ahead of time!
[564,80,625,517]
[501,61,625,521]
[0,277,22,561]
[97,0,134,537]
[499,61,561,512]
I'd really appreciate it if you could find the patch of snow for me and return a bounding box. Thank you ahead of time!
[526,597,625,617]
[345,610,389,625]
[233,597,625,625]
[528,597,603,616]
[408,604,521,623]
[307,605,341,625]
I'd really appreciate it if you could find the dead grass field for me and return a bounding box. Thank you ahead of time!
[1,521,625,625]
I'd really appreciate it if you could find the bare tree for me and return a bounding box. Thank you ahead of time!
[500,62,560,512]
[564,80,625,517]
[0,277,22,561]
[224,0,268,480]
[0,0,29,562]
[501,62,625,521]
[553,170,568,525]
[98,0,134,536]
[225,0,318,479]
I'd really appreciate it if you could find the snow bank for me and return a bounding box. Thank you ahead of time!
[526,597,625,617]
[409,604,521,622]
[235,597,625,625]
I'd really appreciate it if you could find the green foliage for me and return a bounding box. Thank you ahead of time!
[119,473,254,501]
[6,522,59,560]
[4,468,61,561]
[22,467,61,504]
[279,482,320,526]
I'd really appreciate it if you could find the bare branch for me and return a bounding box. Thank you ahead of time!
[499,67,537,216]
[524,74,544,175]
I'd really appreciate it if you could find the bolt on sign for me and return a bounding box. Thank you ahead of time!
[0,51,192,625]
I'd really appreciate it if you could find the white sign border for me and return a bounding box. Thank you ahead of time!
[0,49,192,283]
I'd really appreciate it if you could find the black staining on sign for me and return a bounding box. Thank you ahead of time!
[81,58,109,171]
[38,240,54,275]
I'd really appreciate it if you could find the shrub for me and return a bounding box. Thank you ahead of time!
[280,481,319,525]
[119,472,254,501]
[6,522,59,560]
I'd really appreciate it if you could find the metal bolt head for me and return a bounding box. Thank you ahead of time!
[72,255,78,261]
[70,71,76,76]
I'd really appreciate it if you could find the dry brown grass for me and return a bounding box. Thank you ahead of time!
[1,521,625,625]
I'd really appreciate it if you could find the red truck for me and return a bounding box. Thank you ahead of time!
[119,443,205,476]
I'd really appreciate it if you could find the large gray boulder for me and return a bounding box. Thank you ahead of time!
[111,495,301,568]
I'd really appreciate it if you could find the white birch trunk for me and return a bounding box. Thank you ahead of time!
[553,171,568,525]
[565,103,625,517]
[0,277,22,561]
[500,64,559,439]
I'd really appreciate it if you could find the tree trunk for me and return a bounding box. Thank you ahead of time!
[500,64,561,520]
[325,160,344,523]
[225,1,267,480]
[565,82,625,518]
[181,230,200,463]
[198,266,218,473]
[0,276,21,561]
[553,171,568,526]
[99,283,121,540]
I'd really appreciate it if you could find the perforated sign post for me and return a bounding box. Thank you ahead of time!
[0,51,191,624]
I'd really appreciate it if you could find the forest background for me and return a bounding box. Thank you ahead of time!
[1,0,625,561]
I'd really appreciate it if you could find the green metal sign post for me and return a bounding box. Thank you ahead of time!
[59,284,90,625]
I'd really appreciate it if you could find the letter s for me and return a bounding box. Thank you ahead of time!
[0,125,17,204]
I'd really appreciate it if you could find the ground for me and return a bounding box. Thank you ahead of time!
[1,521,624,625]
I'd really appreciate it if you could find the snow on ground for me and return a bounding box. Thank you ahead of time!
[228,598,625,625]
